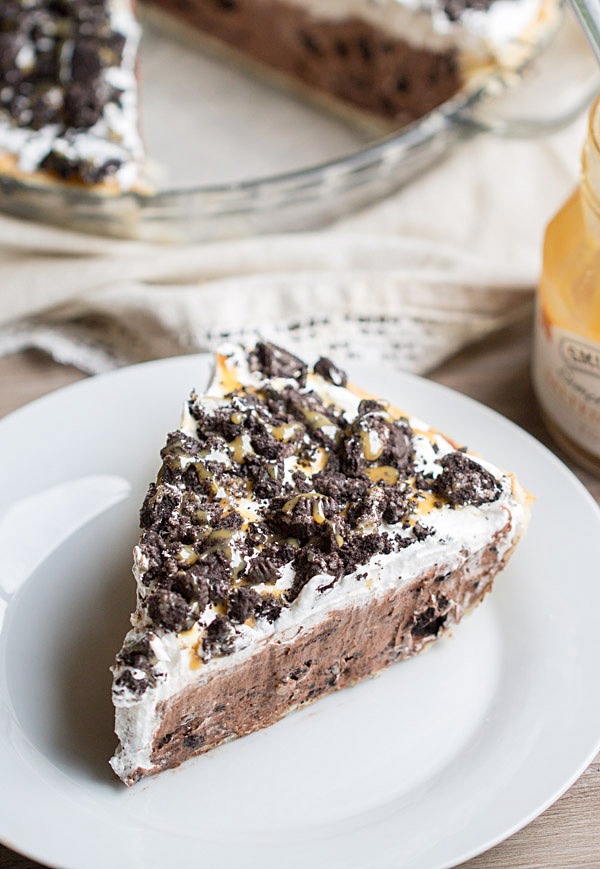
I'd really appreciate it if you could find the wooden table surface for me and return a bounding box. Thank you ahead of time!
[1,318,599,869]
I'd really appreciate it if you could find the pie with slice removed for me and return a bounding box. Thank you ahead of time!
[0,0,558,190]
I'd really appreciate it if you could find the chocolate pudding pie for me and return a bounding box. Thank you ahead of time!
[0,0,557,191]
[110,342,531,784]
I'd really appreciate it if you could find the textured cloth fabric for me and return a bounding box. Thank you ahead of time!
[0,13,596,375]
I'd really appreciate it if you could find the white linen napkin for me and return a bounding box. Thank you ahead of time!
[0,12,596,375]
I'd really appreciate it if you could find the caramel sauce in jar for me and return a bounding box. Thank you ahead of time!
[533,98,600,474]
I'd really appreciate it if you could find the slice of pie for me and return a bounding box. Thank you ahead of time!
[110,341,530,785]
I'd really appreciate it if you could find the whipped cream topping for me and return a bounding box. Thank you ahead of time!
[111,343,529,781]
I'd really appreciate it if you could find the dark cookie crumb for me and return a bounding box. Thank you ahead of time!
[114,669,150,698]
[444,0,495,22]
[288,548,345,601]
[146,589,192,633]
[116,634,156,671]
[212,509,243,532]
[139,530,180,585]
[255,595,283,622]
[314,356,348,387]
[203,615,236,659]
[253,341,307,386]
[339,435,366,477]
[348,486,386,530]
[183,733,205,750]
[139,484,179,532]
[195,551,231,602]
[433,451,501,506]
[244,455,284,499]
[313,469,369,503]
[382,486,409,524]
[413,522,433,541]
[292,470,314,493]
[40,149,122,185]
[170,567,210,610]
[412,606,448,637]
[162,430,202,458]
[358,399,387,416]
[246,554,281,585]
[228,587,261,624]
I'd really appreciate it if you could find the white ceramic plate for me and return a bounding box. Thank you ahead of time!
[1,355,600,869]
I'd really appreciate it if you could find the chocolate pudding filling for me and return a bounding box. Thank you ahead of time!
[145,0,461,123]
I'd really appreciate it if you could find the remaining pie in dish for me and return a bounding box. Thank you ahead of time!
[0,0,143,191]
[110,342,531,785]
[0,0,558,191]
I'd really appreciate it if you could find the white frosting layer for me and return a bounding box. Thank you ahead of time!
[0,0,142,190]
[111,346,529,781]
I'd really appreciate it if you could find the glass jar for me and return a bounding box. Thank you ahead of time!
[533,96,600,474]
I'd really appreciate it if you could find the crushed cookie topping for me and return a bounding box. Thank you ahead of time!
[0,0,140,185]
[119,342,504,692]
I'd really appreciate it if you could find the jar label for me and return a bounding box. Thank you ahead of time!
[533,303,600,459]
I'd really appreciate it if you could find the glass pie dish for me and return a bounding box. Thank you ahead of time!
[0,3,596,243]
